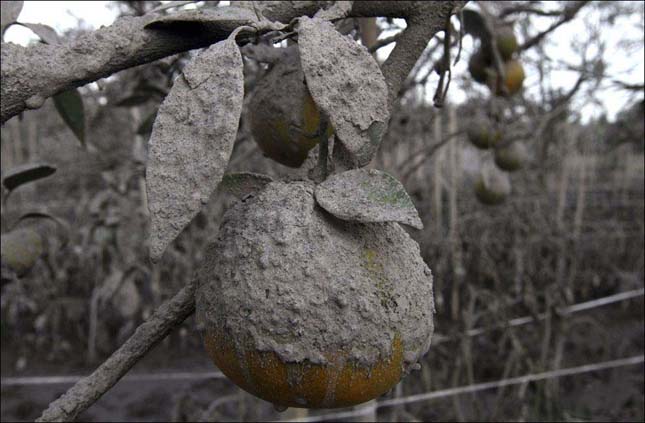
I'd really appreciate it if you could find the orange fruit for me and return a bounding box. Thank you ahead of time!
[1,228,43,276]
[468,49,494,84]
[467,118,502,150]
[474,164,511,205]
[202,328,404,408]
[196,181,434,408]
[248,49,333,168]
[494,141,528,172]
[496,27,518,60]
[488,60,525,97]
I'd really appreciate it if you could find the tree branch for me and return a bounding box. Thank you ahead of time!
[1,1,466,124]
[368,32,400,53]
[381,1,466,107]
[37,279,197,422]
[13,2,468,421]
[519,1,590,52]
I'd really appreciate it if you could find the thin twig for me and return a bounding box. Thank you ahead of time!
[499,6,564,19]
[433,15,452,107]
[519,1,590,51]
[401,130,464,182]
[368,32,401,53]
[37,279,198,422]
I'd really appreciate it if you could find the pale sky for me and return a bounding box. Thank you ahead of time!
[4,1,643,122]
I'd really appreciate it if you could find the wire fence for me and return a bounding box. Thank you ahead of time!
[432,287,645,344]
[0,371,226,387]
[283,355,645,422]
[1,288,642,388]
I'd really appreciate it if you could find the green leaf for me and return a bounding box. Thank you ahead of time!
[1,1,23,36]
[114,93,152,108]
[53,88,85,146]
[314,168,424,230]
[2,162,56,193]
[461,9,489,40]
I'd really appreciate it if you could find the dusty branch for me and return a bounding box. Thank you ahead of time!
[37,279,197,422]
[14,2,468,421]
[1,1,466,123]
[382,1,466,107]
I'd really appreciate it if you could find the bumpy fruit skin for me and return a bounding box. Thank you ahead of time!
[0,228,43,276]
[249,51,332,168]
[196,181,434,409]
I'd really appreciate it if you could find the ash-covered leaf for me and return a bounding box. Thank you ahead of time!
[144,7,257,34]
[297,17,389,168]
[1,1,23,36]
[53,88,85,146]
[220,172,273,199]
[16,22,59,44]
[2,163,56,193]
[145,36,244,262]
[314,168,423,229]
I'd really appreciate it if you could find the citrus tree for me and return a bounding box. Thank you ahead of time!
[2,1,467,420]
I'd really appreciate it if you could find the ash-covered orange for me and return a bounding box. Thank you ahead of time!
[203,328,404,408]
[196,181,434,409]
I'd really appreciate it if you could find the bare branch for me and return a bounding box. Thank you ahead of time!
[382,1,467,107]
[368,32,400,53]
[520,1,590,51]
[37,279,197,422]
[499,5,564,19]
[401,130,463,182]
[433,15,452,107]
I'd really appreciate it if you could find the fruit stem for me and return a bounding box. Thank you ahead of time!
[311,116,331,182]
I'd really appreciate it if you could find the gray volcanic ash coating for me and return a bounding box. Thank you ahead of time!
[196,181,434,373]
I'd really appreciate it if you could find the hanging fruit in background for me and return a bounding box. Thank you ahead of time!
[474,164,512,205]
[496,26,519,60]
[467,118,502,149]
[1,228,44,277]
[248,50,333,168]
[468,48,495,84]
[488,59,525,97]
[494,141,529,172]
